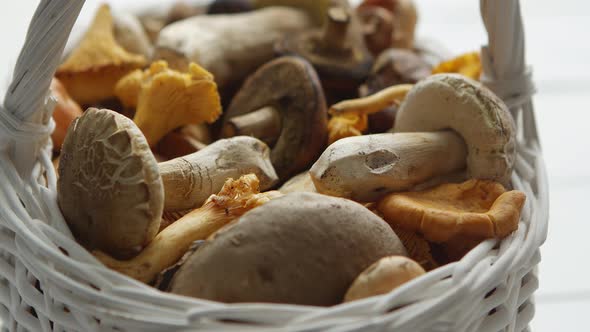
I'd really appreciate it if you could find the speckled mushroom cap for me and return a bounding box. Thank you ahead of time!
[393,74,516,187]
[58,108,163,259]
[169,192,406,306]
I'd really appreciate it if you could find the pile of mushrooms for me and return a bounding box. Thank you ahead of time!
[51,0,527,306]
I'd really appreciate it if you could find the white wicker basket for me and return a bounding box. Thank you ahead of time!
[0,0,548,331]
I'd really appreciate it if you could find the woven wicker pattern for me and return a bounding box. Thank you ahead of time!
[0,0,548,331]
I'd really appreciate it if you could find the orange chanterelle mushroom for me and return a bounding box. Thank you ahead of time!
[115,60,222,147]
[377,179,526,243]
[56,4,146,105]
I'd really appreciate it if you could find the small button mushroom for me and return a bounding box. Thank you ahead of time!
[154,7,313,89]
[311,74,517,201]
[221,56,328,182]
[168,192,407,306]
[343,256,425,302]
[56,5,146,105]
[376,179,527,243]
[50,78,83,152]
[359,0,418,49]
[113,11,153,59]
[94,174,282,283]
[115,61,222,147]
[58,109,278,258]
[276,6,373,101]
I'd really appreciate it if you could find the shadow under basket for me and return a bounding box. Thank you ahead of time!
[0,0,548,331]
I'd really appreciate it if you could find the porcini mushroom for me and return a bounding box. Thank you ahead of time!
[115,61,222,147]
[376,179,526,242]
[276,5,373,100]
[154,7,313,88]
[311,74,516,201]
[343,256,425,302]
[50,78,83,151]
[58,109,278,258]
[56,4,146,105]
[94,174,282,283]
[169,192,407,306]
[394,74,516,187]
[58,108,163,259]
[312,132,467,201]
[221,56,328,181]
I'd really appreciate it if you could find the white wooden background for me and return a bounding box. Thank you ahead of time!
[0,0,585,331]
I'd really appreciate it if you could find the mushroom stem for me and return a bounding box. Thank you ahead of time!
[311,131,468,202]
[321,7,351,52]
[93,174,283,284]
[222,106,282,147]
[158,137,278,211]
[330,84,413,116]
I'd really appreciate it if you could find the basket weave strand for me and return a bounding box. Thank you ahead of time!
[0,0,548,331]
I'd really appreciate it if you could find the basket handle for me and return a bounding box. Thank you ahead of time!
[0,0,84,178]
[480,0,536,113]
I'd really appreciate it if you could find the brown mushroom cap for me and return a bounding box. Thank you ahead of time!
[169,192,407,306]
[222,56,328,181]
[58,108,163,259]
